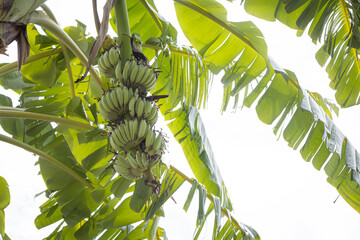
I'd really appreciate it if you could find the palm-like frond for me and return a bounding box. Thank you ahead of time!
[174,0,360,214]
[245,0,360,108]
[174,0,269,112]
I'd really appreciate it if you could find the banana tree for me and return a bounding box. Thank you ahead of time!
[0,0,360,239]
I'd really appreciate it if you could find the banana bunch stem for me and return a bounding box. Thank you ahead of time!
[114,0,132,70]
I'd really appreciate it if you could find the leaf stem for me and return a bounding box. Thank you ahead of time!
[41,4,76,98]
[169,165,243,234]
[114,0,132,67]
[29,11,105,89]
[0,109,94,130]
[0,133,93,189]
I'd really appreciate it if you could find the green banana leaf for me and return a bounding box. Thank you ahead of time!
[173,0,360,214]
[244,0,360,108]
[0,176,10,238]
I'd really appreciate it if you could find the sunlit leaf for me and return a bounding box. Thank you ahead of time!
[99,197,142,229]
[0,176,10,210]
[244,0,360,107]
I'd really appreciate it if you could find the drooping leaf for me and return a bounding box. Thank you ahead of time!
[110,177,133,200]
[56,125,110,174]
[194,203,215,240]
[183,178,198,212]
[212,194,221,237]
[244,0,360,107]
[196,183,207,227]
[129,177,152,213]
[99,196,143,229]
[38,139,82,191]
[35,200,62,229]
[149,217,160,240]
[174,0,269,111]
[60,188,98,228]
[145,170,184,221]
[161,105,231,210]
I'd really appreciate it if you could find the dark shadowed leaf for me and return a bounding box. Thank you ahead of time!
[129,177,152,213]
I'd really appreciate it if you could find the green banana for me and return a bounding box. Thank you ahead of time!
[138,119,148,139]
[128,96,136,118]
[127,153,139,169]
[99,94,113,113]
[113,158,143,180]
[121,123,131,143]
[135,99,145,118]
[140,152,150,170]
[116,86,124,108]
[145,129,154,149]
[122,60,132,84]
[115,62,122,81]
[122,86,130,107]
[129,118,136,140]
[135,64,147,85]
[108,47,120,68]
[135,151,146,170]
[105,91,116,110]
[152,134,164,153]
[147,105,158,126]
[143,101,152,118]
[102,51,111,69]
[110,135,123,152]
[134,118,139,139]
[113,128,127,146]
[115,126,128,146]
[129,62,140,86]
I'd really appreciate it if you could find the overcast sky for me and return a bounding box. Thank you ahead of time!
[1,0,360,239]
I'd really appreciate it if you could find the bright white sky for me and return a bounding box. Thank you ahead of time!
[1,0,360,239]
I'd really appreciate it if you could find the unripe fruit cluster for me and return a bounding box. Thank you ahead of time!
[97,46,164,185]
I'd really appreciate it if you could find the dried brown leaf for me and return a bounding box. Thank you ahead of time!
[0,22,29,69]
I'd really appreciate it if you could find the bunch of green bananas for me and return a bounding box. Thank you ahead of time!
[97,46,164,190]
[98,86,138,121]
[118,60,158,92]
[98,46,120,78]
[113,152,159,180]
